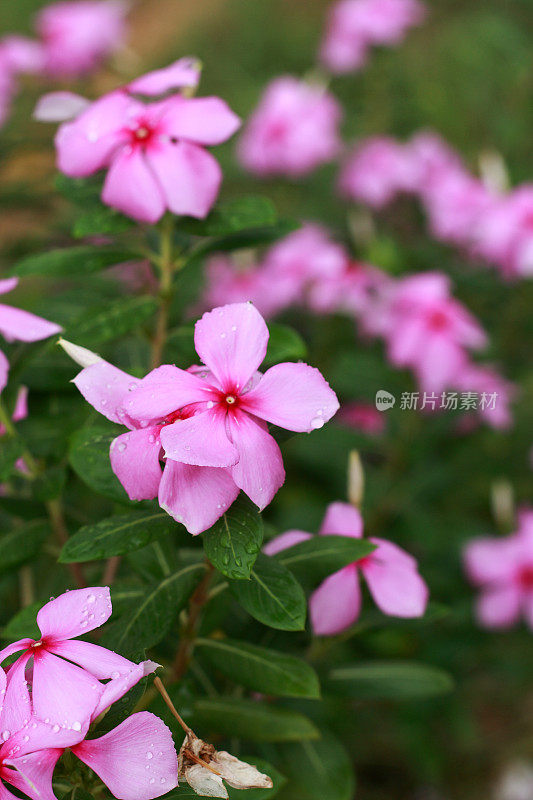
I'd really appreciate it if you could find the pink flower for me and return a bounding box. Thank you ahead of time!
[463,509,533,630]
[0,278,61,393]
[422,166,494,247]
[338,136,418,208]
[265,502,428,635]
[384,272,487,393]
[454,362,515,430]
[320,0,426,75]
[0,587,154,730]
[337,401,386,435]
[54,86,240,223]
[0,37,44,128]
[472,186,533,279]
[36,0,127,78]
[66,302,339,534]
[202,256,289,318]
[237,77,342,178]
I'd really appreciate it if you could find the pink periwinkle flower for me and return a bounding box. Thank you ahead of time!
[463,509,533,630]
[0,277,61,393]
[0,36,44,128]
[338,136,418,208]
[471,186,533,280]
[67,302,339,534]
[237,77,342,178]
[337,401,386,435]
[202,256,289,319]
[54,82,241,223]
[454,362,516,430]
[384,272,487,393]
[36,0,127,78]
[265,502,428,635]
[320,0,426,75]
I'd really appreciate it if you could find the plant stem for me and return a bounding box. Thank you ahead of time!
[171,562,214,681]
[47,498,86,588]
[150,217,175,369]
[154,677,193,735]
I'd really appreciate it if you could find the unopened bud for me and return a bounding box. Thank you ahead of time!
[347,450,364,508]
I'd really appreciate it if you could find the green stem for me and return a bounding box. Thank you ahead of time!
[150,217,176,369]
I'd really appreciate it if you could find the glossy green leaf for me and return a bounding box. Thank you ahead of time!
[328,661,455,700]
[191,697,319,742]
[184,195,277,236]
[11,246,133,278]
[64,295,157,347]
[275,535,376,585]
[203,497,263,580]
[263,323,307,366]
[69,424,132,504]
[1,602,40,640]
[73,206,134,238]
[0,520,49,574]
[276,734,355,800]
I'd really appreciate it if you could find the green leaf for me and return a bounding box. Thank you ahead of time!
[276,734,355,800]
[203,497,263,580]
[0,520,49,574]
[55,174,102,205]
[1,601,40,640]
[184,196,277,236]
[229,554,307,631]
[60,511,176,562]
[275,535,376,585]
[11,246,134,278]
[72,206,134,238]
[33,465,67,501]
[263,323,307,366]
[190,697,319,742]
[196,637,320,699]
[327,661,455,700]
[64,296,157,347]
[69,424,132,504]
[0,438,23,481]
[102,563,206,655]
[192,219,299,256]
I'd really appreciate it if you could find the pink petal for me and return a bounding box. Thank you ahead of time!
[1,654,31,736]
[73,361,136,425]
[243,362,339,432]
[227,410,285,509]
[476,585,522,629]
[7,717,88,756]
[463,537,520,585]
[92,661,159,720]
[310,565,361,636]
[362,557,428,619]
[34,91,90,122]
[4,749,62,800]
[55,91,132,177]
[73,712,178,800]
[0,668,5,716]
[0,305,61,343]
[46,640,136,680]
[160,409,238,468]
[102,146,166,224]
[12,387,28,423]
[0,641,33,665]
[37,587,112,640]
[147,140,221,219]
[158,460,239,535]
[0,350,9,393]
[110,428,162,500]
[160,96,241,145]
[124,365,210,423]
[263,530,312,556]
[368,536,419,571]
[32,651,102,730]
[194,303,269,393]
[0,780,19,800]
[319,502,363,538]
[128,57,201,96]
[0,278,18,296]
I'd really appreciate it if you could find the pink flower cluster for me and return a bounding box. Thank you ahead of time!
[65,302,339,534]
[0,278,61,395]
[237,77,342,178]
[201,227,515,429]
[0,587,178,800]
[265,502,428,635]
[319,0,426,75]
[46,60,240,223]
[340,132,533,279]
[463,509,533,630]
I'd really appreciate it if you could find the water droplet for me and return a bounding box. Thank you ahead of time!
[52,724,60,733]
[220,332,226,338]
[80,620,88,629]
[118,443,127,452]
[221,552,230,566]
[148,434,155,443]
[146,752,153,760]
[206,401,214,409]
[1,731,10,741]
[310,416,325,430]
[111,671,120,680]
[149,779,155,785]
[235,556,242,567]
[160,779,166,784]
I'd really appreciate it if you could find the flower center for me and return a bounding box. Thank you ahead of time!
[225,395,237,405]
[518,565,533,590]
[428,309,449,331]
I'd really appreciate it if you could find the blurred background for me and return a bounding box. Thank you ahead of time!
[1,2,532,799]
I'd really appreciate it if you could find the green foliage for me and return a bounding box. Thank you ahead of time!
[275,535,376,585]
[69,424,132,504]
[11,246,135,278]
[328,661,455,700]
[190,697,319,742]
[1,602,40,640]
[276,735,355,800]
[263,323,307,366]
[64,296,158,347]
[0,520,49,574]
[0,438,24,481]
[203,497,264,579]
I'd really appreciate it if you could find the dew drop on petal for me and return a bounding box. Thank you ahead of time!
[117,443,127,453]
[310,417,325,430]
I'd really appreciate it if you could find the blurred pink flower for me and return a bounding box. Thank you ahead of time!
[54,87,240,223]
[463,508,533,630]
[320,0,426,74]
[36,0,127,77]
[0,36,43,128]
[454,362,516,430]
[472,186,533,279]
[422,166,494,247]
[66,303,338,534]
[338,136,417,208]
[0,277,61,393]
[203,255,289,318]
[337,401,386,434]
[265,502,428,635]
[384,272,487,393]
[237,77,342,178]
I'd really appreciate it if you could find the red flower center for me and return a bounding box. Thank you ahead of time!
[518,565,533,590]
[427,309,449,331]
[129,121,156,148]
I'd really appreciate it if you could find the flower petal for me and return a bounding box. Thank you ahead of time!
[73,712,178,800]
[147,140,221,219]
[463,537,520,586]
[0,350,8,393]
[46,640,136,680]
[7,717,88,757]
[128,57,201,96]
[4,749,62,800]
[102,147,165,224]
[34,91,90,122]
[32,651,102,730]
[73,361,136,425]
[227,411,285,509]
[0,305,61,343]
[1,654,31,736]
[362,550,428,619]
[310,565,361,636]
[92,661,159,720]
[263,530,312,556]
[160,96,241,145]
[0,278,18,296]
[0,641,33,666]
[158,460,239,535]
[124,365,211,423]
[110,428,162,500]
[160,409,238,468]
[194,303,269,392]
[243,362,339,432]
[183,765,227,799]
[319,502,363,538]
[476,585,522,628]
[37,586,112,639]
